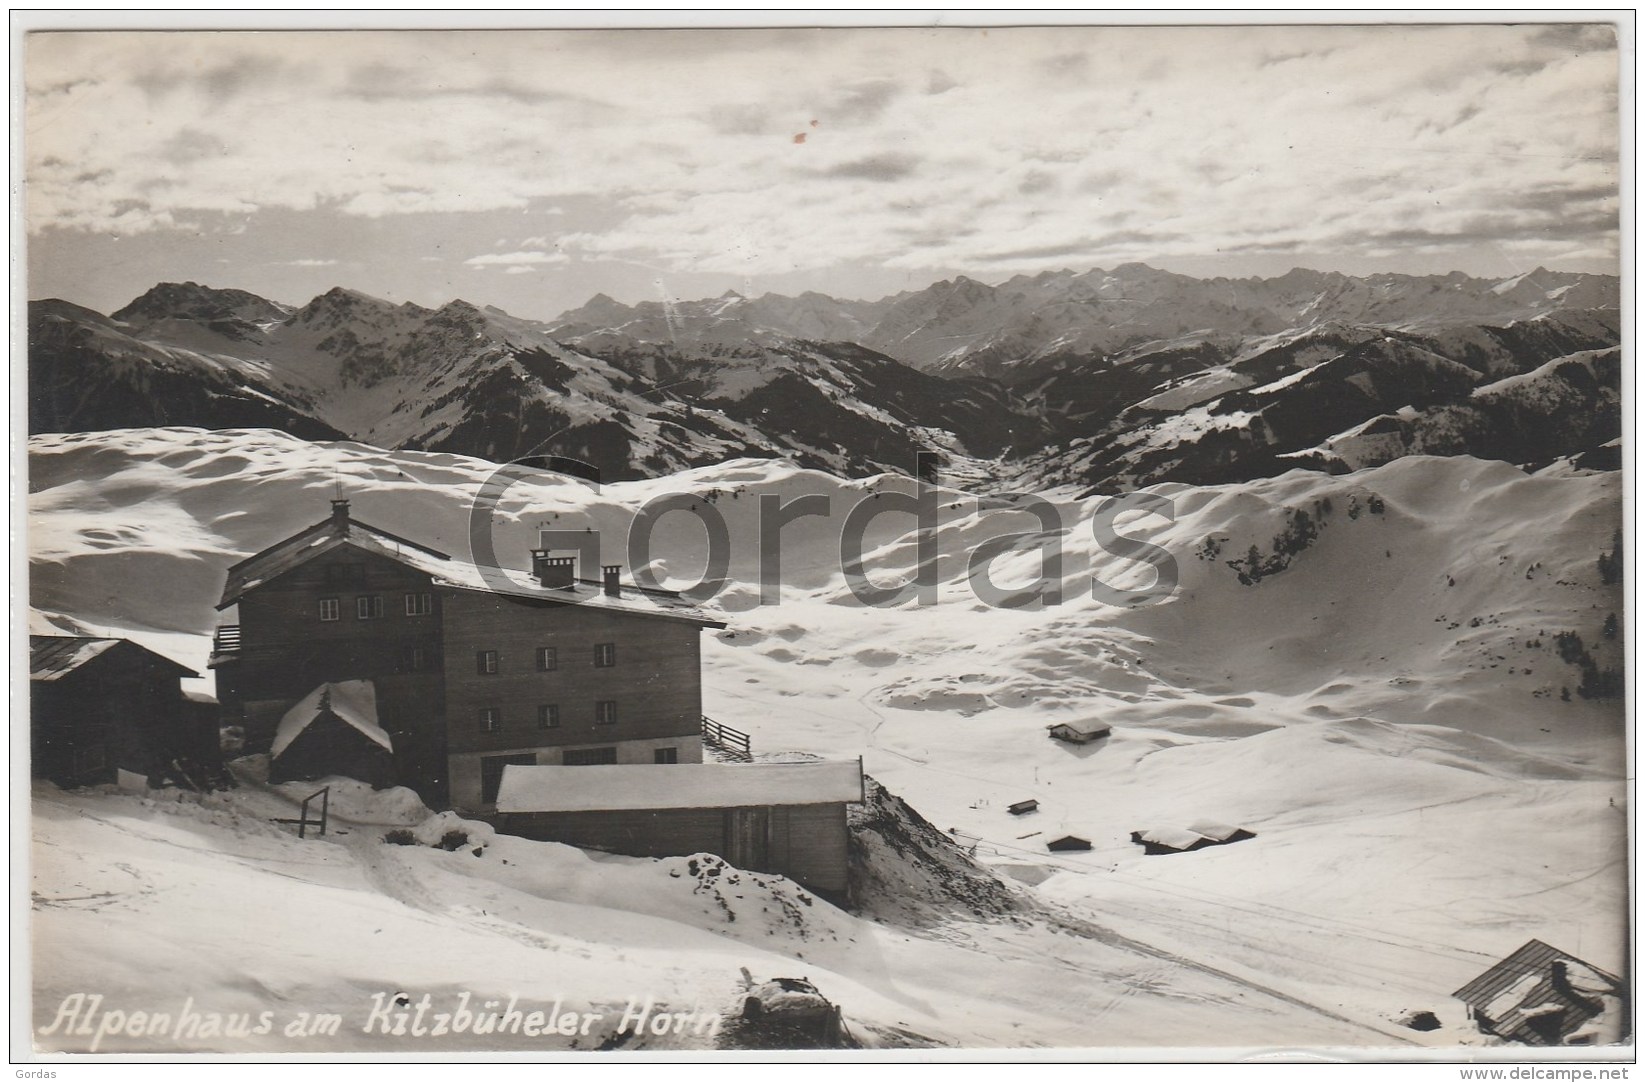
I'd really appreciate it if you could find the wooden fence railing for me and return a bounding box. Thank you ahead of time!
[702,716,752,762]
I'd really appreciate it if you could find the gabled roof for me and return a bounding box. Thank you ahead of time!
[272,680,393,758]
[29,635,197,682]
[1453,939,1620,1012]
[1048,720,1111,737]
[218,507,725,628]
[1133,826,1210,852]
[497,760,864,814]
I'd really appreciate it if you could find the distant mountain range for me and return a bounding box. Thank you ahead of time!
[29,264,1620,489]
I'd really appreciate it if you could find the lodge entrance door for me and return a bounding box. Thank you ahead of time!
[724,807,770,871]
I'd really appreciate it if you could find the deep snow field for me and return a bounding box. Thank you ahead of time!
[25,427,1628,1054]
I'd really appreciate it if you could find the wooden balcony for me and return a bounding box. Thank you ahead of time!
[212,625,242,656]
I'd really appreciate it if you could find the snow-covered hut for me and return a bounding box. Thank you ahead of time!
[1047,721,1111,745]
[1130,820,1256,855]
[1453,940,1627,1046]
[496,760,864,895]
[30,635,212,788]
[270,680,394,788]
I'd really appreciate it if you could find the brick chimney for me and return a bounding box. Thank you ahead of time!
[602,564,622,597]
[330,498,350,524]
[530,550,576,589]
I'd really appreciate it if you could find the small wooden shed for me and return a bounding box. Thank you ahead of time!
[269,680,395,788]
[30,636,212,788]
[497,760,864,896]
[1046,835,1092,852]
[1047,721,1111,745]
[1453,940,1626,1046]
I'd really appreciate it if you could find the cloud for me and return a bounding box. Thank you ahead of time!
[465,250,570,268]
[822,153,920,182]
[160,128,230,166]
[279,258,340,267]
[829,78,902,125]
[22,24,1622,282]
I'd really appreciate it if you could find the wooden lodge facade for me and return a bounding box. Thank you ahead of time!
[211,500,726,812]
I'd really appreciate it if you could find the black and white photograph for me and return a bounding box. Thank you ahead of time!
[16,14,1631,1061]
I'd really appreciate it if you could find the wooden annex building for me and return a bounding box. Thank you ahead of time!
[1453,939,1627,1046]
[496,760,865,896]
[30,635,217,789]
[210,499,726,812]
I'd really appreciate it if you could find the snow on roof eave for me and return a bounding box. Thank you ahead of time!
[496,761,864,814]
[271,680,392,759]
[219,515,453,608]
[440,573,728,628]
[29,635,199,680]
[1136,826,1212,850]
[219,522,726,628]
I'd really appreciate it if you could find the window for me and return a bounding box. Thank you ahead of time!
[595,700,618,725]
[536,646,558,671]
[399,644,430,673]
[405,592,433,617]
[478,707,501,733]
[356,595,383,620]
[654,747,678,764]
[318,597,340,622]
[538,704,560,729]
[476,650,499,675]
[594,642,616,668]
[562,746,618,766]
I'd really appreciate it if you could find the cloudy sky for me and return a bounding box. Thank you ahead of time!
[25,22,1622,319]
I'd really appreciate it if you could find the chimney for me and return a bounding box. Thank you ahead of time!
[531,549,576,589]
[603,565,621,597]
[330,498,351,524]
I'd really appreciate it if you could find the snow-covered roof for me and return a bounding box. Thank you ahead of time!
[1453,939,1621,1013]
[1185,819,1245,842]
[218,509,725,628]
[496,761,864,814]
[29,635,197,681]
[271,680,393,758]
[1048,720,1111,737]
[1134,826,1209,851]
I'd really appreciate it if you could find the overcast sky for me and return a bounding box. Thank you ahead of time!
[25,23,1622,320]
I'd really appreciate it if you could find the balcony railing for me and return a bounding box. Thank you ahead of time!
[212,625,242,655]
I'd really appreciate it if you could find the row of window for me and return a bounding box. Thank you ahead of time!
[479,701,618,731]
[319,593,431,621]
[475,645,614,675]
[310,643,614,676]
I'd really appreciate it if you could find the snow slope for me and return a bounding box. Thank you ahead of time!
[26,428,1627,1053]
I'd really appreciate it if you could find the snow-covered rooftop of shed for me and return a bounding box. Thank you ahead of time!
[1135,826,1210,851]
[1185,820,1244,841]
[272,680,393,758]
[29,634,196,681]
[1048,720,1111,736]
[497,761,864,814]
